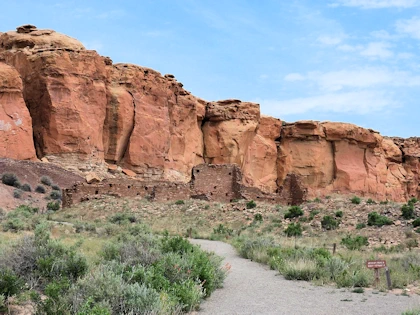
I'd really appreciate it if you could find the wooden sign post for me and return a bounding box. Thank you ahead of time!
[366,260,387,288]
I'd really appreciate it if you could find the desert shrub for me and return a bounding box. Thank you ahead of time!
[413,218,420,228]
[2,205,39,232]
[356,223,366,230]
[175,200,185,205]
[321,215,339,230]
[35,185,46,194]
[380,200,389,205]
[161,235,194,255]
[13,189,22,199]
[366,198,376,205]
[0,268,23,300]
[51,184,60,191]
[47,201,60,211]
[40,175,52,186]
[2,218,25,232]
[402,203,415,219]
[313,197,321,203]
[350,196,361,204]
[1,173,19,187]
[336,269,370,288]
[109,212,136,225]
[409,197,418,205]
[284,206,303,219]
[212,224,233,237]
[49,190,62,200]
[405,239,419,250]
[308,210,320,220]
[254,213,263,222]
[335,210,343,218]
[284,223,302,237]
[367,212,393,226]
[282,258,320,281]
[340,235,369,250]
[21,183,32,192]
[324,256,348,281]
[246,200,257,209]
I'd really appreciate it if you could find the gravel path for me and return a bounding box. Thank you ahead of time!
[190,239,420,315]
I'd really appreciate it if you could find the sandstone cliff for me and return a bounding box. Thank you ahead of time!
[0,25,418,202]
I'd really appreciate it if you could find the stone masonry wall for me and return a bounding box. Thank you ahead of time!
[62,163,292,207]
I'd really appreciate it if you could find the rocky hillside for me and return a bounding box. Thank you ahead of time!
[0,25,419,202]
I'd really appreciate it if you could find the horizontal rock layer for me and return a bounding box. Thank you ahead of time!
[0,26,419,202]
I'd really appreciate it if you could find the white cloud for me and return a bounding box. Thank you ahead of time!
[258,90,397,115]
[337,44,363,51]
[284,68,420,91]
[284,73,305,81]
[317,35,343,45]
[396,17,420,39]
[360,42,394,58]
[331,0,420,8]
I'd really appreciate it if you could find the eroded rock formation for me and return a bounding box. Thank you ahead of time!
[0,25,419,202]
[0,62,36,160]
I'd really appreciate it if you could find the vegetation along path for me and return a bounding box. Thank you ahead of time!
[191,239,420,315]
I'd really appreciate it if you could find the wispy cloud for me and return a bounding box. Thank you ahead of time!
[331,0,420,8]
[360,42,394,58]
[284,68,420,92]
[396,17,420,39]
[317,35,343,45]
[257,90,397,115]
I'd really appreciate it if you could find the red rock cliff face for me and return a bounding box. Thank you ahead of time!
[0,62,36,160]
[0,27,108,163]
[0,25,419,202]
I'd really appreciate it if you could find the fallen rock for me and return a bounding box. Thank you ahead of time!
[122,168,136,177]
[85,172,101,184]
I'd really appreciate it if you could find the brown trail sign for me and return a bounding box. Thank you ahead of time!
[366,260,391,289]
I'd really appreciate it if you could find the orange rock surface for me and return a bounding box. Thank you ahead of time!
[0,62,36,160]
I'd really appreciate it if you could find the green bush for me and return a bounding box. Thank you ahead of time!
[367,212,393,227]
[308,210,320,220]
[21,183,32,192]
[50,190,62,200]
[40,175,52,186]
[2,218,25,232]
[109,212,136,225]
[254,213,263,222]
[350,196,361,204]
[212,224,233,237]
[356,223,366,230]
[413,218,420,228]
[321,215,339,230]
[366,198,376,205]
[402,203,415,220]
[379,200,389,205]
[35,185,46,193]
[47,201,60,211]
[284,223,302,237]
[282,258,320,281]
[340,235,369,250]
[175,200,185,205]
[409,197,418,205]
[1,173,19,187]
[313,197,321,203]
[51,184,60,191]
[13,189,22,199]
[246,200,257,209]
[335,210,343,218]
[0,268,23,299]
[284,206,303,219]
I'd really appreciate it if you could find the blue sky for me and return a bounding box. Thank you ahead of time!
[1,0,420,137]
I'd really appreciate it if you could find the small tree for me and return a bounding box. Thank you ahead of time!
[246,200,257,209]
[284,206,304,219]
[402,203,415,220]
[285,223,302,237]
[321,215,339,230]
